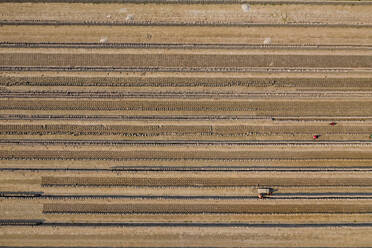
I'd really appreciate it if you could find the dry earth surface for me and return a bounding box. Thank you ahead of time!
[1,0,372,247]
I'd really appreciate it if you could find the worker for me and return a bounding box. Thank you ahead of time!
[258,193,264,199]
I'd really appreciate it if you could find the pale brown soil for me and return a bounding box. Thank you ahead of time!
[3,149,372,161]
[1,225,372,247]
[2,25,372,45]
[1,1,372,247]
[2,3,372,25]
[42,202,372,214]
[2,123,372,141]
[1,99,372,116]
[41,176,372,187]
[2,52,372,68]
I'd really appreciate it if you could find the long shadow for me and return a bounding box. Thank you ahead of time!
[30,222,372,227]
[2,192,372,200]
[276,192,372,196]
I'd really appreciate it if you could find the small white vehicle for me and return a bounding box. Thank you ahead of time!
[257,188,273,199]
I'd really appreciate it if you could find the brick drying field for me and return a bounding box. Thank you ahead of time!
[1,0,372,247]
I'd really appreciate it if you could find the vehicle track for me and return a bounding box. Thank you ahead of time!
[2,99,372,113]
[2,100,372,117]
[41,176,372,187]
[3,0,372,5]
[2,20,372,27]
[109,166,372,172]
[4,53,370,68]
[2,166,372,172]
[0,114,272,121]
[0,114,371,122]
[0,219,44,226]
[3,91,372,99]
[3,124,372,137]
[4,150,372,161]
[2,77,372,88]
[2,221,372,228]
[2,193,372,200]
[0,192,43,197]
[1,139,372,146]
[0,66,359,73]
[42,203,372,214]
[2,42,372,50]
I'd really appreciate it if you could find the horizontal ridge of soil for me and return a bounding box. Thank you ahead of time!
[43,203,372,214]
[1,54,372,68]
[41,176,372,187]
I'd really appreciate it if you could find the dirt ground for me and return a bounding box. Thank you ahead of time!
[2,2,372,25]
[1,0,372,247]
[2,25,372,45]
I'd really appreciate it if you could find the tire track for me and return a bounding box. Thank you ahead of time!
[2,53,371,68]
[2,193,372,200]
[3,91,372,99]
[2,76,372,88]
[2,166,372,172]
[0,66,359,73]
[2,42,372,50]
[42,203,372,214]
[0,114,371,121]
[41,176,372,187]
[2,0,372,4]
[2,20,372,27]
[1,139,372,146]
